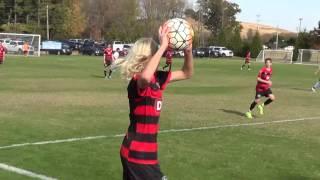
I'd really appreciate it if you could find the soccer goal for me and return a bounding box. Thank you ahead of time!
[296,49,320,64]
[256,50,293,63]
[0,33,41,57]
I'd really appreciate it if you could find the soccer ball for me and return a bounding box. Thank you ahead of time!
[162,18,194,50]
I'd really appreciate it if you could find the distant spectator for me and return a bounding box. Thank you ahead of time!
[23,42,30,57]
[241,50,251,70]
[0,42,7,64]
[103,44,113,79]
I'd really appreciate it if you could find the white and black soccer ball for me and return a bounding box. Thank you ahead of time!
[162,18,194,50]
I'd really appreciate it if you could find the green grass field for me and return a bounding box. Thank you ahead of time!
[0,55,319,180]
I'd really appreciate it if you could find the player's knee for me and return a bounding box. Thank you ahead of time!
[254,99,260,103]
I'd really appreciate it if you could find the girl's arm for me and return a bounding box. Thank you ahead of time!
[137,26,169,89]
[170,44,193,82]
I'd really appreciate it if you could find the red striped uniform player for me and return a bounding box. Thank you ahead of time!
[0,42,7,64]
[120,26,193,180]
[104,44,113,78]
[241,50,251,70]
[245,58,275,119]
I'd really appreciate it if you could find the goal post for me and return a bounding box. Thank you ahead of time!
[256,49,293,63]
[0,33,41,57]
[296,49,320,64]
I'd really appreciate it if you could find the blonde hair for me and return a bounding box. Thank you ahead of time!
[121,38,158,80]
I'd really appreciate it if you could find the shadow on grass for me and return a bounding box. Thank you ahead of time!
[218,109,245,117]
[91,74,105,78]
[290,87,314,92]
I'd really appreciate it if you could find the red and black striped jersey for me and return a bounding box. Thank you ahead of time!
[120,71,171,165]
[104,48,113,61]
[0,46,6,58]
[104,47,113,56]
[245,52,251,61]
[256,67,272,92]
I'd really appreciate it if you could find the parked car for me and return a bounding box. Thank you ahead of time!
[120,44,131,56]
[194,47,210,57]
[81,44,104,56]
[60,40,77,50]
[6,40,24,54]
[209,46,234,57]
[113,41,124,51]
[174,50,184,57]
[209,49,219,57]
[284,46,294,51]
[112,41,134,52]
[69,39,84,50]
[6,40,34,55]
[0,38,12,47]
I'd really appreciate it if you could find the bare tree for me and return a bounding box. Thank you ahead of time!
[139,0,186,37]
[82,0,109,40]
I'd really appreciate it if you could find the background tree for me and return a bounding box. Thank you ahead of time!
[228,25,243,56]
[293,31,311,61]
[197,0,241,50]
[140,0,186,39]
[105,0,141,42]
[250,31,263,58]
[184,8,198,20]
[81,0,106,40]
[198,0,240,37]
[0,0,6,25]
[309,21,320,49]
[292,30,312,61]
[62,0,85,39]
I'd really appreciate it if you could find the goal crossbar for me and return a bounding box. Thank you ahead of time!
[256,49,293,63]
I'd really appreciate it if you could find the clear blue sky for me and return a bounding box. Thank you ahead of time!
[191,0,320,32]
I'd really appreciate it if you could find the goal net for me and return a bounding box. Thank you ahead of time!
[256,50,293,63]
[296,49,320,64]
[0,33,41,56]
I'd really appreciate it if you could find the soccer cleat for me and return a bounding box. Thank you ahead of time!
[245,111,253,119]
[248,68,251,71]
[312,87,316,92]
[258,105,264,115]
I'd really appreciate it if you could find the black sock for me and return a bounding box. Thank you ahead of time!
[104,70,107,77]
[264,99,273,106]
[248,65,250,69]
[241,64,245,68]
[250,101,257,111]
[108,70,113,77]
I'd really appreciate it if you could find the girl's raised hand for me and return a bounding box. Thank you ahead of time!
[159,25,170,49]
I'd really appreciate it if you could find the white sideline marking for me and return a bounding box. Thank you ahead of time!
[0,116,320,150]
[0,163,57,180]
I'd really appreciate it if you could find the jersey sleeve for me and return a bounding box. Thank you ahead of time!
[132,75,151,97]
[156,71,171,90]
[132,71,171,97]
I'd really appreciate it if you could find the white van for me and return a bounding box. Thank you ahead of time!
[208,46,234,57]
[113,41,124,51]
